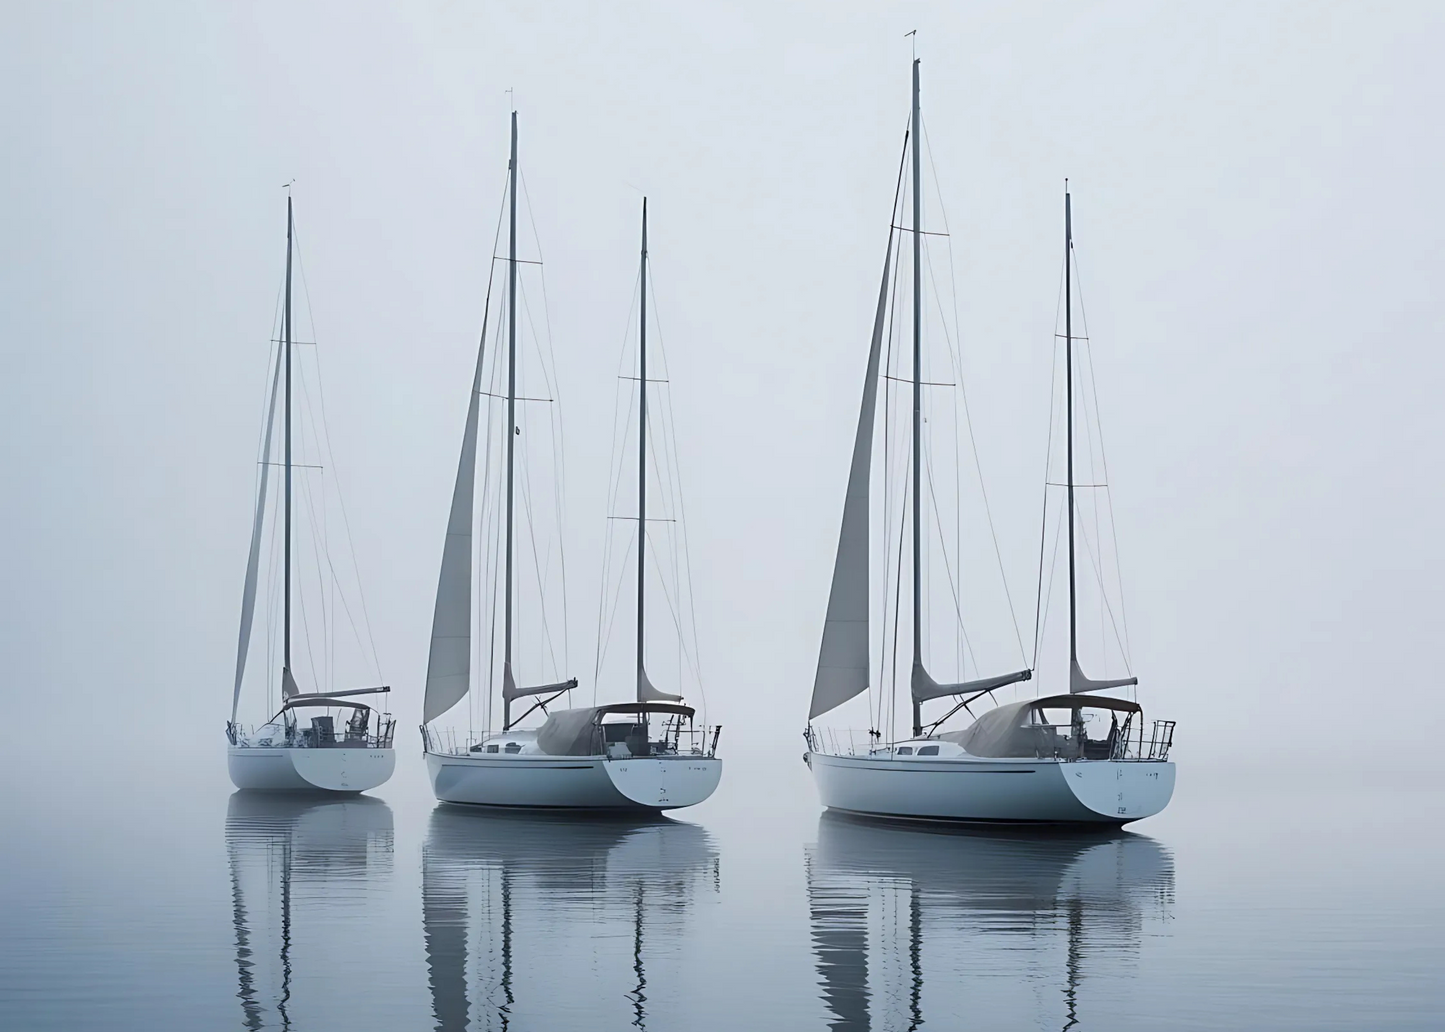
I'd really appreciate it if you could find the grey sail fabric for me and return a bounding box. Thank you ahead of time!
[809,236,893,720]
[282,665,301,700]
[500,661,578,702]
[422,341,486,724]
[638,665,682,703]
[939,693,1140,758]
[231,345,283,724]
[911,661,1033,704]
[1070,658,1138,695]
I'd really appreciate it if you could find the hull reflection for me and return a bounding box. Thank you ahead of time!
[423,807,719,1030]
[807,813,1174,1030]
[225,792,395,1030]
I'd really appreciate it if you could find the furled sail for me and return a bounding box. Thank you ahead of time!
[282,665,301,700]
[231,345,283,724]
[422,339,486,724]
[808,236,893,720]
[500,661,579,702]
[638,665,682,703]
[911,661,1032,704]
[1069,659,1137,695]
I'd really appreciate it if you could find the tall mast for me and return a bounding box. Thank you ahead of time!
[503,110,518,728]
[1065,186,1077,677]
[910,58,924,738]
[636,198,649,701]
[283,195,294,686]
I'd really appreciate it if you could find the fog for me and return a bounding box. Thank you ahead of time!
[5,1,1443,791]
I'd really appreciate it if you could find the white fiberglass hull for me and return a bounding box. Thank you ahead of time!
[808,751,1174,825]
[227,746,395,794]
[426,751,722,812]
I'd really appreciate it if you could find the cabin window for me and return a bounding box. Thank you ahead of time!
[504,742,522,754]
[918,746,939,756]
[896,746,914,755]
[486,744,499,753]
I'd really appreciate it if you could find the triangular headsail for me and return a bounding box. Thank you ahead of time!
[808,235,893,721]
[422,333,487,725]
[232,345,283,725]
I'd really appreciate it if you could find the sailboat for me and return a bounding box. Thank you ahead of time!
[420,112,721,810]
[803,61,1175,825]
[226,197,395,793]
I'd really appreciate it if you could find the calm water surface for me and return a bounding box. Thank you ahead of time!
[1,750,1440,1030]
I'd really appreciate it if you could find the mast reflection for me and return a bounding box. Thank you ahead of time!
[225,792,395,1030]
[423,807,718,1031]
[806,813,1174,1031]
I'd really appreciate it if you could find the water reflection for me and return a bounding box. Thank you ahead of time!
[224,792,395,1030]
[807,814,1174,1031]
[423,807,719,1031]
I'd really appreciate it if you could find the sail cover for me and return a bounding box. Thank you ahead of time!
[638,665,682,703]
[809,237,893,720]
[911,662,1032,704]
[423,338,486,724]
[232,345,283,724]
[1070,658,1138,694]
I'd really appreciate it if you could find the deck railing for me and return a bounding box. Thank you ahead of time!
[227,718,395,750]
[805,720,1176,762]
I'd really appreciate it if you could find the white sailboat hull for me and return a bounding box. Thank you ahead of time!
[227,746,395,793]
[426,751,721,812]
[807,751,1174,825]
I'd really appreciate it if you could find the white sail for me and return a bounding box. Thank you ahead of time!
[809,237,893,720]
[231,345,283,725]
[423,341,486,724]
[638,665,682,703]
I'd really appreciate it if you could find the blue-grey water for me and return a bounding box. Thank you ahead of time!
[2,752,1440,1031]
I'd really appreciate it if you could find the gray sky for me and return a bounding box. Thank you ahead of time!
[5,2,1443,773]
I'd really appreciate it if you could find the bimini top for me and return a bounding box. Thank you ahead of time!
[536,703,696,757]
[939,694,1141,759]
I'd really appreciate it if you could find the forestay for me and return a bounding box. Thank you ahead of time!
[808,235,893,720]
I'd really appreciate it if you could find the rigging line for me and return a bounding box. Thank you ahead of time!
[642,262,702,668]
[290,230,385,681]
[513,409,563,680]
[920,229,1029,665]
[888,441,909,746]
[644,256,711,706]
[1073,500,1133,675]
[871,122,912,735]
[515,273,570,674]
[1070,247,1133,667]
[645,534,704,686]
[293,357,328,691]
[1067,245,1108,676]
[466,211,504,741]
[1033,243,1070,672]
[516,246,572,676]
[918,119,1028,667]
[1035,491,1066,672]
[596,527,638,684]
[921,429,979,674]
[879,217,905,736]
